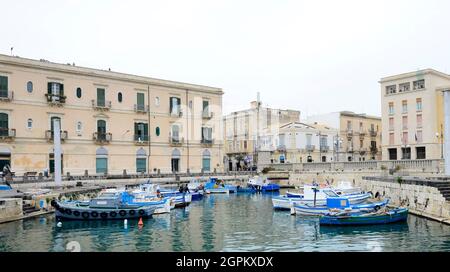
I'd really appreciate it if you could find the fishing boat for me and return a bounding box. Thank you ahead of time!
[187,179,206,200]
[122,191,173,214]
[293,197,389,216]
[51,190,158,220]
[319,207,408,226]
[137,184,192,208]
[272,195,305,210]
[284,185,371,205]
[248,176,280,192]
[204,178,230,194]
[237,186,257,193]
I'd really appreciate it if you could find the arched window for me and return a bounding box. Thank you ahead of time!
[96,147,108,174]
[118,92,123,103]
[136,148,147,173]
[202,149,211,172]
[155,127,160,136]
[76,121,82,132]
[27,119,33,129]
[26,81,33,93]
[76,87,82,98]
[171,149,180,173]
[155,97,160,106]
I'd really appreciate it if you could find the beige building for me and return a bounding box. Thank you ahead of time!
[305,111,382,161]
[0,54,223,176]
[223,101,300,170]
[268,122,338,163]
[380,69,450,160]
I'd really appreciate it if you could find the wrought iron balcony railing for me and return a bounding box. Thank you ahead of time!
[169,137,184,146]
[0,128,16,141]
[134,134,150,145]
[134,104,149,113]
[45,130,68,142]
[0,90,14,102]
[93,132,112,143]
[45,93,66,105]
[92,100,112,111]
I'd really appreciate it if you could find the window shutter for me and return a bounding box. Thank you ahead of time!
[134,123,138,136]
[47,82,52,94]
[170,97,173,113]
[144,124,149,138]
[59,84,64,96]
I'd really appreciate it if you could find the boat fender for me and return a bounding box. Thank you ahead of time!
[73,211,80,217]
[57,222,62,227]
[110,211,118,218]
[138,209,145,216]
[81,212,90,219]
[374,205,381,211]
[100,212,108,219]
[129,210,136,216]
[65,209,72,215]
[90,211,99,218]
[119,210,126,217]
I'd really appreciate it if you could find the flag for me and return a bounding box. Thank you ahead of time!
[415,133,417,142]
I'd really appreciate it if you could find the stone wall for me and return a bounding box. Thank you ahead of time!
[0,198,23,223]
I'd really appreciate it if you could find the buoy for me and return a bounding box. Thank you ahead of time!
[290,203,296,216]
[57,222,62,227]
[138,217,144,226]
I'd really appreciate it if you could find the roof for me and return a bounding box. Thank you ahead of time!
[379,68,450,84]
[0,54,223,95]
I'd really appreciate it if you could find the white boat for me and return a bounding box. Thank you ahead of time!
[333,181,363,195]
[293,198,389,216]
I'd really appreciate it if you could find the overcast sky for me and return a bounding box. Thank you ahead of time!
[2,0,450,117]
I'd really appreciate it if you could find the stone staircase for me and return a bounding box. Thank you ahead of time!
[431,182,450,201]
[22,202,40,215]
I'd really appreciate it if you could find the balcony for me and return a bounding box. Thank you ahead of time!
[134,104,149,114]
[45,93,66,105]
[170,110,183,118]
[93,132,112,144]
[306,145,315,152]
[358,148,368,155]
[0,90,13,102]
[202,111,214,120]
[92,100,112,111]
[201,138,214,147]
[169,137,184,146]
[0,129,16,141]
[370,146,378,154]
[45,130,68,142]
[369,129,378,137]
[277,144,286,152]
[320,145,329,152]
[347,147,354,153]
[346,130,353,138]
[359,131,366,138]
[134,135,150,145]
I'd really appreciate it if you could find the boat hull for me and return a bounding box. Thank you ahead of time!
[319,208,408,226]
[205,188,230,194]
[191,191,204,201]
[53,201,156,221]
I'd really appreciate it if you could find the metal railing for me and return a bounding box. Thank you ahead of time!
[134,134,150,144]
[45,130,68,142]
[201,139,214,146]
[93,132,112,143]
[92,100,112,110]
[202,111,214,119]
[169,137,184,146]
[0,90,14,101]
[0,128,16,140]
[45,93,66,104]
[134,104,149,113]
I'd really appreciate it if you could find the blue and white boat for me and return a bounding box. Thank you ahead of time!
[137,184,192,208]
[52,190,159,220]
[293,197,389,216]
[204,178,230,194]
[272,185,371,210]
[121,191,173,214]
[187,179,205,200]
[319,207,408,226]
[248,176,280,192]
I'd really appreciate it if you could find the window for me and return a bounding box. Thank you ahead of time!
[417,114,422,128]
[388,102,394,115]
[202,127,213,143]
[388,148,397,160]
[47,82,64,101]
[0,113,9,136]
[320,136,328,148]
[413,79,425,90]
[416,147,426,159]
[386,85,396,95]
[155,97,160,106]
[97,120,107,140]
[134,122,149,141]
[118,92,123,103]
[97,88,105,107]
[171,124,180,141]
[137,93,145,111]
[27,81,33,93]
[402,147,411,160]
[202,100,209,115]
[389,118,394,131]
[76,121,82,132]
[389,133,394,145]
[136,158,146,173]
[306,134,312,146]
[402,116,408,130]
[399,82,410,92]
[416,98,422,111]
[50,117,61,133]
[359,122,363,132]
[359,139,363,148]
[155,127,160,136]
[169,97,181,115]
[347,121,352,131]
[0,76,8,97]
[402,132,408,144]
[27,118,33,129]
[244,141,247,149]
[76,87,82,98]
[402,100,408,113]
[416,131,423,143]
[189,100,192,109]
[202,150,211,172]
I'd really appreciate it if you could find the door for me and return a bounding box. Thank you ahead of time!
[0,113,8,137]
[137,93,145,111]
[97,120,106,140]
[171,158,179,172]
[49,154,63,174]
[172,125,179,142]
[202,158,211,172]
[50,117,61,138]
[97,88,105,107]
[96,158,108,174]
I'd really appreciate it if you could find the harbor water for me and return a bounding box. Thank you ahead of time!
[1,191,450,252]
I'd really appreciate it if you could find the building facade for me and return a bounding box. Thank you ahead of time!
[267,122,338,163]
[380,69,450,161]
[305,111,382,161]
[223,101,300,171]
[0,54,223,176]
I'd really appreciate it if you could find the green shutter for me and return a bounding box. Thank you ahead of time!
[0,76,7,91]
[59,84,64,96]
[169,97,173,113]
[47,82,52,94]
[156,127,160,136]
[136,158,146,173]
[134,123,138,138]
[144,124,149,141]
[137,93,144,107]
[96,158,108,174]
[97,88,105,106]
